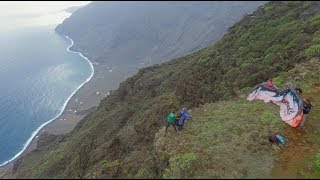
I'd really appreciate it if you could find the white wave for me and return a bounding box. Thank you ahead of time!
[0,35,95,167]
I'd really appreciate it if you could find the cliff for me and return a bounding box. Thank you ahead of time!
[8,1,320,178]
[55,1,265,67]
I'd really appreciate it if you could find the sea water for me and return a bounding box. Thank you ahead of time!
[0,26,93,165]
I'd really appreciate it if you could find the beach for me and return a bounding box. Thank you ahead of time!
[0,36,118,177]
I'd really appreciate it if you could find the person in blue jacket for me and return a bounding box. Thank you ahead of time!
[177,108,192,130]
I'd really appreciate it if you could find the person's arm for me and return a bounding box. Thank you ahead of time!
[185,113,192,119]
[273,84,278,89]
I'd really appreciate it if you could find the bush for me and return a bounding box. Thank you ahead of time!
[264,52,274,63]
[100,160,109,168]
[304,44,320,59]
[263,5,273,11]
[163,152,197,178]
[308,15,320,32]
[198,57,210,65]
[272,76,285,86]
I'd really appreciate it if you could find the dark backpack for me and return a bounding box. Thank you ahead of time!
[295,87,302,94]
[303,102,312,113]
[268,135,280,144]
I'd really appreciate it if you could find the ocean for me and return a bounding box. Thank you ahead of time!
[0,25,93,165]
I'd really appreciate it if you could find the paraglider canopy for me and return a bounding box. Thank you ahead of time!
[247,83,304,127]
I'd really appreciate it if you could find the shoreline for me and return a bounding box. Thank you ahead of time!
[0,35,95,168]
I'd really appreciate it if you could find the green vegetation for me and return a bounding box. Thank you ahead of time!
[315,153,320,177]
[272,59,320,178]
[56,2,264,67]
[156,58,320,179]
[304,44,320,59]
[195,1,320,101]
[156,98,282,178]
[100,160,108,168]
[163,152,197,178]
[272,76,285,87]
[8,1,320,179]
[260,111,279,127]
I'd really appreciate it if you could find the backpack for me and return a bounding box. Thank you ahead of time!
[304,102,311,113]
[276,135,285,144]
[268,135,279,143]
[295,87,302,94]
[268,135,285,144]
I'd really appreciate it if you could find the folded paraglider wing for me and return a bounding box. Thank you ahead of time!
[247,83,304,127]
[247,83,282,103]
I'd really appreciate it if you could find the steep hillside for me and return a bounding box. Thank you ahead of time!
[56,1,265,67]
[154,58,320,178]
[53,1,266,119]
[9,1,320,178]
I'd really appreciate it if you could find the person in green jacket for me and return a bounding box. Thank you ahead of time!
[165,111,178,133]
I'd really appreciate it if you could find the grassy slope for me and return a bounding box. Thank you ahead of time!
[10,1,320,178]
[154,100,281,178]
[271,58,320,178]
[153,58,320,178]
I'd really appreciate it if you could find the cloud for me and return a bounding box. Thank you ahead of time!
[0,1,91,31]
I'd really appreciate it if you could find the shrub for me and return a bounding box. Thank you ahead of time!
[198,57,210,65]
[304,44,320,59]
[237,46,249,56]
[264,52,274,63]
[100,160,109,168]
[163,152,197,178]
[272,76,285,86]
[263,5,273,11]
[308,15,320,32]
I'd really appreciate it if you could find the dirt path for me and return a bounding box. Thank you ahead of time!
[272,116,319,178]
[271,59,320,178]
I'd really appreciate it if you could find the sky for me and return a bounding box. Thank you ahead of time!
[0,1,91,32]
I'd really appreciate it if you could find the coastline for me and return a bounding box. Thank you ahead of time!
[0,35,95,172]
[0,27,140,179]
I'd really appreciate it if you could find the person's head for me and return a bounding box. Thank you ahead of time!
[305,98,311,103]
[182,108,186,111]
[268,78,273,82]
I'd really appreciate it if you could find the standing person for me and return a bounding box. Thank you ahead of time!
[178,108,192,130]
[299,98,312,128]
[165,111,178,133]
[267,78,275,88]
[266,78,279,91]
